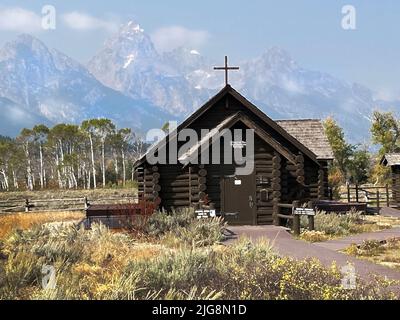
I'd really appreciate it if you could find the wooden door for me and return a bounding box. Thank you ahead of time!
[223,173,256,225]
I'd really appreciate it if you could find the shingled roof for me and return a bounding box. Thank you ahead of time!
[381,153,400,166]
[276,119,334,160]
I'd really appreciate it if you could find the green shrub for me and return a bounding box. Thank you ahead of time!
[303,210,363,236]
[175,217,226,246]
[145,208,195,236]
[145,208,226,246]
[300,230,329,242]
[358,240,385,256]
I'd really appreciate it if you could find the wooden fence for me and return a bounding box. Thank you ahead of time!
[0,195,138,213]
[339,184,396,208]
[275,200,315,236]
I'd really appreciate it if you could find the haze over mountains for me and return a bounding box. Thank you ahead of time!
[0,20,398,142]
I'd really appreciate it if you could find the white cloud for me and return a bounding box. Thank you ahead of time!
[62,12,117,32]
[151,26,209,52]
[0,7,42,32]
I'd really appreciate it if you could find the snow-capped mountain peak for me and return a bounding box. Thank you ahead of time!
[0,24,396,143]
[0,33,169,136]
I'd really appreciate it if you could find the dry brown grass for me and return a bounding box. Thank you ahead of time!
[0,211,85,239]
[344,238,400,270]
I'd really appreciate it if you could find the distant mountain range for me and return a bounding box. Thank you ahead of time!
[0,21,398,142]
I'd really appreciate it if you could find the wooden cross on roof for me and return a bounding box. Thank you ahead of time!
[214,55,239,86]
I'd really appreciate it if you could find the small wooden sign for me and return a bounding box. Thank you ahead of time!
[195,209,216,219]
[293,207,315,216]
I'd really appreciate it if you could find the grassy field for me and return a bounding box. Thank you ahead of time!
[0,188,138,213]
[0,209,398,300]
[0,188,137,201]
[0,211,85,240]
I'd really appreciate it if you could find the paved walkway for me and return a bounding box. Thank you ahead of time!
[224,225,400,284]
[380,207,400,218]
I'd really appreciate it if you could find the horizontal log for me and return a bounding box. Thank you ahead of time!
[254,153,273,160]
[159,173,198,180]
[162,193,200,200]
[257,210,273,216]
[169,180,199,187]
[163,186,199,193]
[277,213,293,220]
[160,177,198,184]
[139,182,154,188]
[137,176,155,182]
[255,160,273,166]
[257,203,274,208]
[255,169,273,174]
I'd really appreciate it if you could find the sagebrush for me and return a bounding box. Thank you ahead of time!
[0,222,397,300]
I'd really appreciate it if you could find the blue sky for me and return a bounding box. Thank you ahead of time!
[0,0,399,99]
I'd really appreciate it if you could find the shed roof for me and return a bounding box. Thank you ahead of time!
[381,153,400,166]
[276,119,334,160]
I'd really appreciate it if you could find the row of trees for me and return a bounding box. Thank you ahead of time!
[324,110,400,193]
[0,119,147,191]
[1,111,398,192]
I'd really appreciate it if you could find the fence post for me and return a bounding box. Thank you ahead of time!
[347,184,351,202]
[386,184,390,207]
[292,200,300,236]
[25,198,30,212]
[355,184,359,203]
[307,201,315,231]
[84,197,89,210]
[329,187,333,200]
[376,190,380,210]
